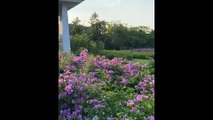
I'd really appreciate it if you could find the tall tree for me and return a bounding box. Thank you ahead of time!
[71,17,82,35]
[88,12,107,50]
[89,12,99,25]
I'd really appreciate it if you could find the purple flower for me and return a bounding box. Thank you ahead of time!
[73,56,83,64]
[121,114,129,120]
[90,99,100,105]
[59,74,63,78]
[132,48,154,52]
[94,104,102,109]
[72,100,76,104]
[59,92,67,99]
[145,75,154,81]
[135,94,143,102]
[150,116,154,120]
[79,73,86,80]
[79,76,86,81]
[77,115,83,120]
[77,86,83,91]
[130,69,138,76]
[65,85,73,94]
[143,95,149,99]
[107,75,112,81]
[72,110,81,116]
[60,110,63,116]
[107,117,114,120]
[106,70,114,74]
[92,115,99,120]
[131,107,136,112]
[127,100,134,106]
[90,99,102,109]
[123,63,138,76]
[67,115,72,120]
[75,105,83,110]
[79,97,85,103]
[65,65,76,71]
[58,79,63,86]
[80,49,88,57]
[90,72,96,78]
[151,88,154,93]
[82,82,89,88]
[63,75,70,81]
[141,64,148,70]
[108,58,124,66]
[135,81,146,90]
[120,76,128,86]
[121,79,127,85]
[60,108,71,117]
[70,73,77,80]
[103,63,110,68]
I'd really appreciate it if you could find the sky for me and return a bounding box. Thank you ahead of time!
[68,0,154,30]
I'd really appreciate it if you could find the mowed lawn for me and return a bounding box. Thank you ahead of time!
[130,59,152,64]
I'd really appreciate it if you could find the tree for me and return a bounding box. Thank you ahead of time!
[106,23,129,50]
[88,12,107,41]
[69,12,154,53]
[89,12,99,25]
[71,17,82,35]
[87,12,108,51]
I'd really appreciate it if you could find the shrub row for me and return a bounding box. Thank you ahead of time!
[99,50,154,60]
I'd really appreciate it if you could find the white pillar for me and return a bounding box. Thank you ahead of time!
[61,4,71,54]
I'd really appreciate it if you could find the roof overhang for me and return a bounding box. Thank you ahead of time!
[59,0,84,10]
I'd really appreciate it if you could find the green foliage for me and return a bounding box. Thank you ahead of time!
[71,33,104,55]
[68,12,154,54]
[59,50,71,71]
[71,33,90,54]
[88,40,104,55]
[100,50,154,60]
[88,12,108,47]
[147,60,155,74]
[130,59,151,64]
[71,17,82,35]
[105,23,154,50]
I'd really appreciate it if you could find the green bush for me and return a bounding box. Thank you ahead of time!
[59,50,73,72]
[88,40,104,55]
[71,33,104,55]
[71,33,90,53]
[100,50,154,60]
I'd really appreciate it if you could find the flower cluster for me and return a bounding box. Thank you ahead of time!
[59,49,154,120]
[135,75,155,96]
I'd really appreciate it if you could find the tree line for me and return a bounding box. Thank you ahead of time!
[64,12,154,54]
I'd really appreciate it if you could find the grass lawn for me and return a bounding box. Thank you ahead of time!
[130,59,152,64]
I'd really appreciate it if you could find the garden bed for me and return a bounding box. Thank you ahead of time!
[59,49,154,120]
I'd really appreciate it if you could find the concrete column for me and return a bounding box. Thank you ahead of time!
[61,4,71,54]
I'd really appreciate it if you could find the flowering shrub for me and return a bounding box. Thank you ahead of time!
[59,51,73,72]
[59,49,154,120]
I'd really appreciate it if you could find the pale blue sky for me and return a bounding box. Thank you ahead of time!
[68,0,154,29]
